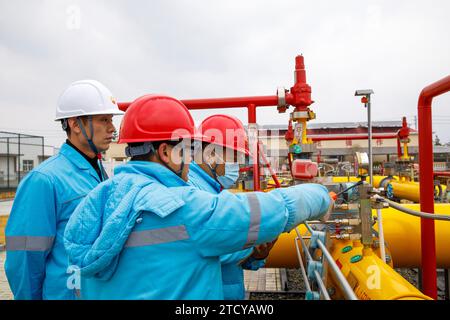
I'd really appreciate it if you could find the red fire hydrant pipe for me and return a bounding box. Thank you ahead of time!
[118,56,313,192]
[118,95,294,111]
[417,75,450,299]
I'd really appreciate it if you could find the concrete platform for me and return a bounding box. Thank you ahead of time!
[0,251,12,300]
[244,268,285,292]
[0,200,13,216]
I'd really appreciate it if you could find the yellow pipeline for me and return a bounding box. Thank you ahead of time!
[265,204,450,269]
[388,181,421,202]
[332,176,395,188]
[388,180,447,203]
[332,176,448,203]
[328,242,431,300]
[372,204,450,268]
[265,226,431,299]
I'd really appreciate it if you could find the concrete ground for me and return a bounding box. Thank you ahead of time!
[0,200,13,216]
[0,251,13,300]
[244,268,284,292]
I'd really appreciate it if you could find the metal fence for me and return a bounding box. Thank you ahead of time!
[0,131,45,191]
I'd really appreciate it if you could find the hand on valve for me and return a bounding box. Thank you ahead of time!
[320,192,336,222]
[250,238,278,260]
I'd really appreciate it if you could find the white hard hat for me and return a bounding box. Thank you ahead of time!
[55,79,124,121]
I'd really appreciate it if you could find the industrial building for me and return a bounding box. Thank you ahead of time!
[0,132,56,190]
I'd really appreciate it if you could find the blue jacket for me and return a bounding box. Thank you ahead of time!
[5,143,103,299]
[64,161,330,300]
[188,161,265,300]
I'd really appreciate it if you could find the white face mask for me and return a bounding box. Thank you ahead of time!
[217,162,240,189]
[205,152,239,189]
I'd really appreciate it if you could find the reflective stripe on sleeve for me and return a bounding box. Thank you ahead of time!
[125,225,189,248]
[6,236,55,252]
[243,193,261,249]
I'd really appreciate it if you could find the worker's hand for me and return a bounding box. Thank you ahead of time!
[250,238,278,260]
[320,193,335,222]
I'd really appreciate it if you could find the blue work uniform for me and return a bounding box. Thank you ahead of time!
[4,142,104,300]
[188,161,265,300]
[63,161,330,300]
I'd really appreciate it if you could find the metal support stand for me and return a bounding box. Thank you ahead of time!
[355,89,374,185]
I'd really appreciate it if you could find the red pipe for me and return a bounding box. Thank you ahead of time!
[418,75,450,299]
[310,134,398,141]
[118,95,294,112]
[433,172,450,177]
[118,55,314,192]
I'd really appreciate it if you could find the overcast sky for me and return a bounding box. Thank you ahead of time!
[1,0,449,148]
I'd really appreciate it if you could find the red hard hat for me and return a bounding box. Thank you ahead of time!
[199,114,250,155]
[118,94,202,143]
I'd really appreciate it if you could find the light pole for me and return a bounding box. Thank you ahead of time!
[355,89,374,185]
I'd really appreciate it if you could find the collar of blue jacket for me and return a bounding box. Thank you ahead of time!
[60,142,102,183]
[188,161,222,193]
[114,161,189,188]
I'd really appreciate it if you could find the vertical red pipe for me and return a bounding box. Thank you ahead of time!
[418,75,450,299]
[295,55,306,84]
[248,104,260,191]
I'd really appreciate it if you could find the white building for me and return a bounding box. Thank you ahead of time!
[0,132,57,189]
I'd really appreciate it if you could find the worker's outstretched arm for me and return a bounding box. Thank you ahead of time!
[183,183,330,258]
[4,172,56,300]
[269,183,331,232]
[220,248,253,265]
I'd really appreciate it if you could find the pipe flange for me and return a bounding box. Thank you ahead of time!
[310,230,326,249]
[277,87,288,113]
[307,260,323,280]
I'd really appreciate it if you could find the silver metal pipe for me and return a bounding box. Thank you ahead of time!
[295,227,313,261]
[304,220,337,225]
[377,196,450,221]
[367,100,373,185]
[316,239,358,300]
[376,209,386,263]
[294,236,312,292]
[304,222,314,234]
[314,270,331,300]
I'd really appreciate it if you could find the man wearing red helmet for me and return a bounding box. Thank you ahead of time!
[188,114,275,300]
[64,94,332,299]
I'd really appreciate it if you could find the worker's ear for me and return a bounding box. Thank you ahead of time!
[68,117,81,135]
[157,143,171,164]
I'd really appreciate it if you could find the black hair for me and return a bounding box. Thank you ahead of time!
[129,140,180,161]
[61,116,88,137]
[61,120,71,136]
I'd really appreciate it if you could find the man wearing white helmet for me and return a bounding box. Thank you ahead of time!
[4,80,124,300]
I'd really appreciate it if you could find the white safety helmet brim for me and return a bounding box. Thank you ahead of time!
[54,109,124,121]
[55,79,124,121]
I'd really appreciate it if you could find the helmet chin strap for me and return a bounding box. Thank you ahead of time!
[76,116,108,181]
[154,142,186,180]
[203,152,222,186]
